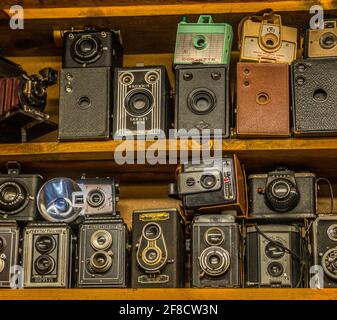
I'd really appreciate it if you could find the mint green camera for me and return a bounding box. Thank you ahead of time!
[174,15,233,65]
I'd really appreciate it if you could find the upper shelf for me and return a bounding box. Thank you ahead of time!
[1,1,336,56]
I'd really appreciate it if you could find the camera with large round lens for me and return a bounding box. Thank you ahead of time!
[90,230,112,251]
[143,223,161,241]
[319,32,337,49]
[34,255,55,275]
[199,247,230,277]
[267,261,284,277]
[35,235,56,254]
[205,228,224,246]
[89,251,113,273]
[72,35,103,65]
[265,241,285,259]
[125,90,153,116]
[87,190,105,208]
[187,88,216,115]
[200,174,217,190]
[0,181,28,215]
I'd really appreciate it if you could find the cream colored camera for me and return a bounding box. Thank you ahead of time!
[306,20,337,57]
[239,14,297,64]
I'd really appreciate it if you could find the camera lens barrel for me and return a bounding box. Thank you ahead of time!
[35,235,56,254]
[187,88,216,115]
[90,230,112,251]
[199,246,230,277]
[322,248,337,280]
[267,261,284,277]
[320,32,337,49]
[0,181,28,215]
[125,89,153,116]
[89,251,113,273]
[87,190,105,208]
[72,35,103,65]
[34,255,55,275]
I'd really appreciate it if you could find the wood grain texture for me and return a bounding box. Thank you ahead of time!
[0,288,336,300]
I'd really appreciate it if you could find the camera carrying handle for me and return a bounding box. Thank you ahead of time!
[6,161,21,175]
[168,183,181,200]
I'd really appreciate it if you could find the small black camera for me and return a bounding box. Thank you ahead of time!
[248,167,316,220]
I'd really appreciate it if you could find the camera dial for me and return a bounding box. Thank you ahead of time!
[34,255,55,275]
[91,230,112,251]
[322,248,337,280]
[188,88,216,115]
[327,224,337,242]
[89,250,113,273]
[87,189,105,208]
[35,235,56,254]
[200,246,230,277]
[265,241,285,259]
[267,261,284,277]
[265,177,300,212]
[320,32,337,49]
[72,34,103,65]
[0,181,28,215]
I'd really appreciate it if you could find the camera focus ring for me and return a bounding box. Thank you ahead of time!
[322,248,337,280]
[199,246,230,277]
[72,35,103,65]
[90,230,112,251]
[0,181,29,215]
[319,32,337,49]
[89,250,113,273]
[187,88,216,115]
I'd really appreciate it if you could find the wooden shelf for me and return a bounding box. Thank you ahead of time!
[0,288,336,300]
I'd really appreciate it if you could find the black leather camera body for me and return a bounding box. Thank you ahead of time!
[23,222,76,288]
[58,67,112,140]
[77,217,128,288]
[0,162,43,222]
[131,208,185,288]
[292,58,337,135]
[311,215,337,288]
[0,221,19,288]
[62,30,123,68]
[174,155,246,215]
[174,64,230,138]
[191,214,241,288]
[248,167,316,221]
[245,224,303,288]
[113,66,171,139]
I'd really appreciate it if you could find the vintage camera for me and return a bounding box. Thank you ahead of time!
[245,224,303,288]
[77,216,128,287]
[239,10,297,64]
[0,221,19,288]
[305,19,337,58]
[37,177,119,223]
[191,213,241,288]
[172,155,246,215]
[23,222,76,288]
[0,58,58,142]
[0,162,43,222]
[113,66,171,139]
[59,67,112,140]
[62,29,123,68]
[311,215,337,288]
[174,15,233,65]
[174,65,230,138]
[236,62,290,137]
[131,208,185,288]
[292,58,337,135]
[248,167,316,221]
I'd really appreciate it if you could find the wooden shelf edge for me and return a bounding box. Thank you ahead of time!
[0,288,336,300]
[3,1,335,20]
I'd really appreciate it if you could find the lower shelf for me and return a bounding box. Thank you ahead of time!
[0,288,336,300]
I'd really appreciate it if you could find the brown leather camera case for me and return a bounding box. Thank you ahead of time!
[236,62,290,137]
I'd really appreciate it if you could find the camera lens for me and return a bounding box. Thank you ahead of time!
[87,190,105,208]
[205,228,224,246]
[91,230,112,251]
[322,248,337,280]
[143,223,161,241]
[267,262,284,277]
[146,249,158,262]
[320,32,337,49]
[200,174,217,190]
[265,241,285,259]
[34,255,55,275]
[0,237,4,253]
[89,251,112,273]
[0,181,28,214]
[72,35,102,64]
[32,83,45,99]
[262,33,279,49]
[193,35,208,50]
[265,178,300,213]
[327,224,337,242]
[200,247,230,277]
[54,197,70,213]
[125,90,153,116]
[35,235,55,254]
[142,247,162,266]
[188,89,216,115]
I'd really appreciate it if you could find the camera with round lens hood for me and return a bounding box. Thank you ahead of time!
[191,213,241,288]
[0,221,19,288]
[77,216,128,287]
[248,167,316,221]
[305,19,337,58]
[0,161,43,222]
[172,155,246,216]
[113,66,172,139]
[131,208,185,288]
[174,64,230,138]
[245,224,303,288]
[23,222,76,288]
